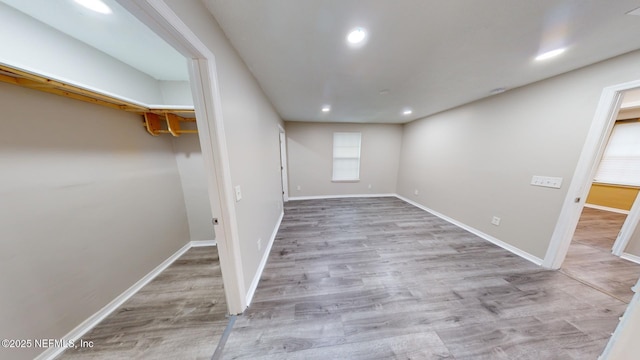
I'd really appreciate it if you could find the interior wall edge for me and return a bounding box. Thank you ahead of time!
[396,195,544,266]
[191,240,217,247]
[286,193,543,266]
[33,241,196,360]
[583,203,630,215]
[620,253,640,265]
[245,210,284,307]
[599,277,640,359]
[288,193,397,201]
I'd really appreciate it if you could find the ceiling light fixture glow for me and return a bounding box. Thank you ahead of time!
[626,6,640,16]
[403,109,413,115]
[490,87,507,95]
[535,48,566,61]
[74,0,112,14]
[347,28,367,44]
[322,105,331,112]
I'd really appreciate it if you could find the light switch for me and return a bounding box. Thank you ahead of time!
[531,176,562,189]
[235,185,242,202]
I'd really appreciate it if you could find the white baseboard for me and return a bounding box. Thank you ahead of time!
[395,195,544,266]
[584,203,630,215]
[191,240,217,247]
[35,239,218,360]
[621,252,640,265]
[288,193,396,201]
[245,211,284,306]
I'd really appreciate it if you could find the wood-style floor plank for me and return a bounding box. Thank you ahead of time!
[53,200,640,359]
[562,207,640,303]
[56,246,228,360]
[221,197,631,360]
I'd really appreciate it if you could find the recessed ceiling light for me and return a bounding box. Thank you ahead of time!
[347,28,367,44]
[322,105,331,112]
[74,0,112,14]
[627,7,640,16]
[535,48,566,61]
[490,87,507,95]
[403,109,413,115]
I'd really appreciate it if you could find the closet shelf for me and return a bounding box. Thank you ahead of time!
[0,64,197,137]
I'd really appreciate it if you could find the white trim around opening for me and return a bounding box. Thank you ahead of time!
[117,0,247,314]
[543,79,640,269]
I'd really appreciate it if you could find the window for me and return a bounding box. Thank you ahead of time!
[332,132,361,181]
[594,121,640,186]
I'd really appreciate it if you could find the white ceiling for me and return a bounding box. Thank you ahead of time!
[0,0,188,81]
[204,0,640,124]
[2,1,639,122]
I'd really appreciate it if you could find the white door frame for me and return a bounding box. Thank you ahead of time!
[612,184,640,256]
[118,0,247,314]
[543,79,640,269]
[600,277,640,359]
[278,125,289,202]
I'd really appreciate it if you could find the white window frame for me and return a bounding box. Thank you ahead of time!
[332,132,361,182]
[593,121,640,187]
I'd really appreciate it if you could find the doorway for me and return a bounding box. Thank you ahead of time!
[548,85,640,302]
[117,1,248,314]
[561,206,638,302]
[278,125,289,202]
[544,82,640,268]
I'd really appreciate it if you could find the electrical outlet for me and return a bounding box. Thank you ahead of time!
[234,185,242,201]
[368,184,372,189]
[491,216,501,226]
[257,238,262,251]
[296,185,301,191]
[414,189,419,195]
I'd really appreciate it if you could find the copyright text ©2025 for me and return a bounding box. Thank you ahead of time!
[2,338,94,349]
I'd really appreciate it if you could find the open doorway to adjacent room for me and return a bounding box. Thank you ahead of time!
[560,88,640,303]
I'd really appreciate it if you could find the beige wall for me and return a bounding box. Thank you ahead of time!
[605,280,640,360]
[0,2,162,105]
[173,136,214,241]
[286,122,402,197]
[0,82,190,360]
[625,222,640,257]
[165,0,285,294]
[397,50,640,260]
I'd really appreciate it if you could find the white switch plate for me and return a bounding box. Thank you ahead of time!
[531,176,563,189]
[235,185,242,201]
[491,216,501,226]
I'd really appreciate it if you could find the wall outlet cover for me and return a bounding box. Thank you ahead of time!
[235,185,242,201]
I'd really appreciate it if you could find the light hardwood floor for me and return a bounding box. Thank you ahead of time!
[57,246,228,360]
[56,198,637,359]
[221,197,630,359]
[562,207,640,303]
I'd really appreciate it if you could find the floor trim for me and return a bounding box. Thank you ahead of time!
[621,252,640,265]
[395,195,544,266]
[35,241,217,360]
[191,240,217,247]
[584,203,630,215]
[288,193,396,201]
[245,211,284,307]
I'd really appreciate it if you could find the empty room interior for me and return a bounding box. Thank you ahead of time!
[3,0,640,359]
